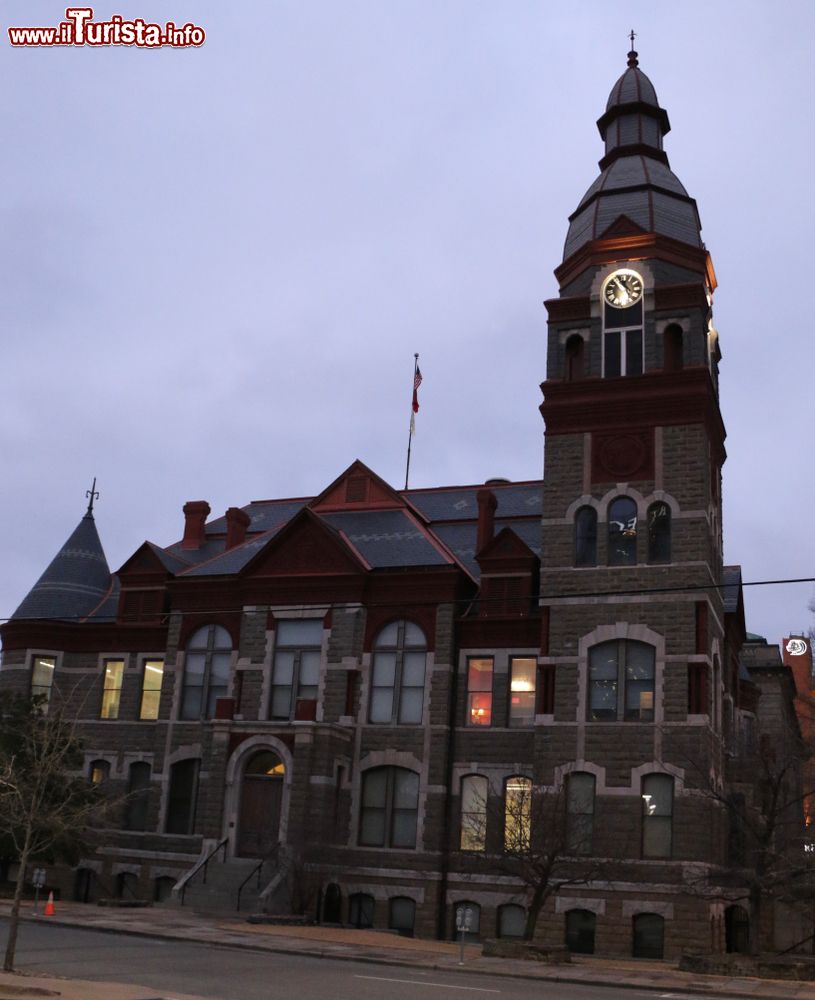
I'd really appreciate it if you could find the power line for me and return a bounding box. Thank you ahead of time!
[1,575,813,626]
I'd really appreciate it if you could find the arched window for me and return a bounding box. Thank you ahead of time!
[632,912,664,959]
[565,908,596,954]
[181,625,232,720]
[125,761,151,831]
[641,774,674,859]
[349,892,375,928]
[566,772,595,855]
[608,497,638,565]
[165,758,200,835]
[504,776,532,852]
[359,766,419,849]
[588,640,655,721]
[453,901,481,940]
[271,618,323,720]
[647,502,671,563]
[663,324,684,372]
[88,759,110,785]
[564,334,585,381]
[575,507,597,567]
[460,774,488,851]
[497,903,526,939]
[369,621,427,725]
[389,896,416,936]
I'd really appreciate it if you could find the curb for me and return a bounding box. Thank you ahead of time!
[13,912,804,1000]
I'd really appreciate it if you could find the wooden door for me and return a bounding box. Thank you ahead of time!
[237,775,283,857]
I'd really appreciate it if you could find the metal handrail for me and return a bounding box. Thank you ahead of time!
[180,836,229,906]
[236,846,279,912]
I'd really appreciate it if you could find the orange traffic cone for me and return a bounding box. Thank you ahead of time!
[44,891,55,917]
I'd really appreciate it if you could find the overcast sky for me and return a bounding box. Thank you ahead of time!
[1,1,813,644]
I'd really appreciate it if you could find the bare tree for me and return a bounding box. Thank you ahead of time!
[0,693,106,971]
[678,728,813,957]
[463,776,608,941]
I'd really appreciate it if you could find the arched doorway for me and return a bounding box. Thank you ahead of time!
[237,749,285,857]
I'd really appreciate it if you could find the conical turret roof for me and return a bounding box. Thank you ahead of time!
[12,509,112,621]
[563,47,702,262]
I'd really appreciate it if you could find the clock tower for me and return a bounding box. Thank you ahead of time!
[539,44,732,937]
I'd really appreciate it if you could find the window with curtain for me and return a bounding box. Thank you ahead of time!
[504,776,532,852]
[460,774,488,851]
[509,657,536,727]
[467,657,493,726]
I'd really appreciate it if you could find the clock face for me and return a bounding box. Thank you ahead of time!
[604,270,643,308]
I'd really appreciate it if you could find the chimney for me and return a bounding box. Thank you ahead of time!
[476,488,497,553]
[225,507,251,549]
[182,500,211,550]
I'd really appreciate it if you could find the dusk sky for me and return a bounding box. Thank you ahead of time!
[2,1,813,644]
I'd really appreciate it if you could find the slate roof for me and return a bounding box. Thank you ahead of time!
[171,481,542,581]
[322,510,451,568]
[12,513,113,621]
[722,565,742,614]
[563,53,703,261]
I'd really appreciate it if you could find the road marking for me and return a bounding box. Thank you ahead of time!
[354,974,501,992]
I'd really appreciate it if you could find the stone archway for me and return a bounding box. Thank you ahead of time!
[236,748,286,858]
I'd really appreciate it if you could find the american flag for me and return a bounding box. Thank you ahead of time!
[412,366,423,414]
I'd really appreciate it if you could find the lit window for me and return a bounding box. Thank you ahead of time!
[271,619,323,720]
[100,659,124,719]
[460,775,488,851]
[504,775,532,852]
[588,640,655,722]
[359,766,419,849]
[642,774,673,859]
[369,621,427,725]
[88,759,110,784]
[139,659,164,720]
[180,625,232,720]
[509,657,536,727]
[575,506,597,567]
[608,497,638,565]
[566,772,595,855]
[647,502,671,563]
[467,657,493,726]
[31,655,55,707]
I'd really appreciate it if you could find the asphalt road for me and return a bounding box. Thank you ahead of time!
[2,919,728,1000]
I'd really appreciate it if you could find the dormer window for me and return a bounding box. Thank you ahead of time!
[602,269,643,378]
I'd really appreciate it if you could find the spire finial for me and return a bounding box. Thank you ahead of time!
[627,29,638,68]
[85,477,99,516]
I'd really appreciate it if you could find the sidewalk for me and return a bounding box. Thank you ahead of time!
[2,899,815,1000]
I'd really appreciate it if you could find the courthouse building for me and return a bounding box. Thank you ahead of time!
[1,48,793,958]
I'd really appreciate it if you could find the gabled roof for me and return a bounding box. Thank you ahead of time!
[12,512,112,622]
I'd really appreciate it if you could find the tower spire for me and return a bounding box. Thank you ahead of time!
[85,477,99,517]
[627,29,638,68]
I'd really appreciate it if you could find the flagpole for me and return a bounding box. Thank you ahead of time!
[404,353,419,490]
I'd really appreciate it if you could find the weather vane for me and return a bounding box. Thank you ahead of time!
[629,29,636,49]
[627,29,638,67]
[85,476,100,515]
